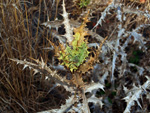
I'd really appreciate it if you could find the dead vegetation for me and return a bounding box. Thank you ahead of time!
[0,0,150,113]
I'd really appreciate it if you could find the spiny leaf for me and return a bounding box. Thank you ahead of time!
[58,11,90,72]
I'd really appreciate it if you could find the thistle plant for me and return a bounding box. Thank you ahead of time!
[58,11,90,72]
[8,0,106,112]
[5,0,150,113]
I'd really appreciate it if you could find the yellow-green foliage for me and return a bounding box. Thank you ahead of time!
[79,0,90,8]
[58,10,90,72]
[59,32,89,72]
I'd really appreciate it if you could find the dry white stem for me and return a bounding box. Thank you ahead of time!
[9,58,70,88]
[82,90,91,113]
[37,95,75,113]
[123,76,150,113]
[62,0,73,44]
[85,82,105,93]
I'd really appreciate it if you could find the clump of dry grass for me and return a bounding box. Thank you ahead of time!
[0,0,69,112]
